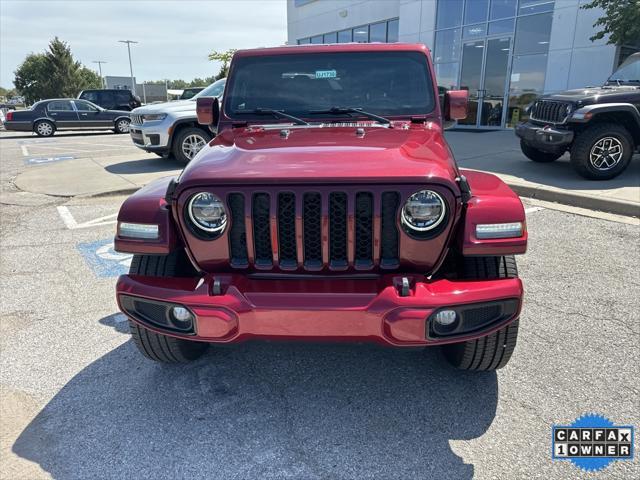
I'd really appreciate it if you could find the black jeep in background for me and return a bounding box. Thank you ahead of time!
[516,53,640,180]
[78,89,142,111]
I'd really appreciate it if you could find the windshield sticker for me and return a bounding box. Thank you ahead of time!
[315,70,337,79]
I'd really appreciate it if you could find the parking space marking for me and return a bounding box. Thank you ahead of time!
[525,206,545,214]
[57,206,117,229]
[20,145,29,156]
[77,239,132,278]
[25,156,75,165]
[29,144,95,153]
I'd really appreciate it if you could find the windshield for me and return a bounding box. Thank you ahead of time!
[607,54,640,83]
[193,79,226,100]
[224,51,435,120]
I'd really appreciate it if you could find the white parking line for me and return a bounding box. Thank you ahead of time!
[525,206,545,214]
[29,144,96,153]
[21,145,29,156]
[57,206,118,229]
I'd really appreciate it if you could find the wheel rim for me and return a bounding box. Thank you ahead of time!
[117,120,130,133]
[589,136,623,171]
[37,122,52,135]
[182,134,206,160]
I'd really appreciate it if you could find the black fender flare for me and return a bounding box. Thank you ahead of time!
[569,103,640,126]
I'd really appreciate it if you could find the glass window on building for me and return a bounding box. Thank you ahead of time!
[436,0,464,29]
[353,25,369,43]
[489,0,517,19]
[323,32,338,44]
[310,35,323,44]
[387,19,399,42]
[507,53,548,127]
[298,38,310,45]
[337,29,352,43]
[488,18,515,35]
[434,28,461,63]
[464,0,489,24]
[463,24,487,39]
[369,21,387,42]
[435,62,460,91]
[514,13,552,55]
[519,0,554,15]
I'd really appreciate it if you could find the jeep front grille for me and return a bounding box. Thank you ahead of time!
[530,100,571,124]
[227,190,401,271]
[130,114,143,125]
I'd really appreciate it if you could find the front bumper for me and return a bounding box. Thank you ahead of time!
[129,118,172,151]
[515,121,574,153]
[116,273,523,346]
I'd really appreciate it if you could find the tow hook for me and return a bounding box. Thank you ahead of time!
[394,276,411,297]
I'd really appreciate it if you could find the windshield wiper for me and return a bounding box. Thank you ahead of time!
[607,79,640,85]
[238,108,308,125]
[308,106,391,125]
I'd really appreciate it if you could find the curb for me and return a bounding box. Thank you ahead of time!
[79,187,140,199]
[507,183,639,218]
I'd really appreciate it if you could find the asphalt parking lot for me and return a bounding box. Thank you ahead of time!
[1,131,638,479]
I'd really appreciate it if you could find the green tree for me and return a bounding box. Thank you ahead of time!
[208,49,236,80]
[582,0,640,46]
[14,37,102,103]
[78,67,102,90]
[14,53,52,104]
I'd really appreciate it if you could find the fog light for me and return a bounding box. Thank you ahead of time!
[171,306,193,323]
[434,309,457,326]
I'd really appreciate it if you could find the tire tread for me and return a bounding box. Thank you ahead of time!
[442,255,520,371]
[127,251,208,363]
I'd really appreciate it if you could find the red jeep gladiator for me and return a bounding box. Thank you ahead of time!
[115,44,527,370]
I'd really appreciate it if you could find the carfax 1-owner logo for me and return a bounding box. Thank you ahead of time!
[552,413,634,472]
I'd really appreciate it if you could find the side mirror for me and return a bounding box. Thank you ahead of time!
[444,90,469,121]
[196,96,219,126]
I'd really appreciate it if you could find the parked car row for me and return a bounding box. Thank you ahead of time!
[3,98,131,136]
[2,81,224,163]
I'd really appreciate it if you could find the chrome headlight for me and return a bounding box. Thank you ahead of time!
[142,113,167,122]
[401,190,446,232]
[188,192,227,234]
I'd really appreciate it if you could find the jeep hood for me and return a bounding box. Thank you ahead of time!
[132,100,195,114]
[177,124,460,191]
[545,85,639,102]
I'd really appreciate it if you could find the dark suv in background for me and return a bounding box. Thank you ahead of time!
[78,89,142,111]
[516,53,640,180]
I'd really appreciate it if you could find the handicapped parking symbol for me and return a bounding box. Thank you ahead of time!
[77,239,132,278]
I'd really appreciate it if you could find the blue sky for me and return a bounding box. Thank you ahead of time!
[0,0,288,88]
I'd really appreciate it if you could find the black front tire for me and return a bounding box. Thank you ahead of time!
[520,139,563,163]
[172,127,212,164]
[127,252,208,363]
[570,123,633,180]
[442,256,520,371]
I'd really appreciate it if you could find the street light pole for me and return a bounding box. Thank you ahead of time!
[118,40,138,95]
[92,60,107,88]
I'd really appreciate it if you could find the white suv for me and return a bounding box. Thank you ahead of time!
[129,78,225,163]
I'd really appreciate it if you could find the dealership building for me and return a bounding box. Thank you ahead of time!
[287,0,638,129]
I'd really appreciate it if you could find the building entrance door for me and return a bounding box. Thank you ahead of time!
[458,36,512,128]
